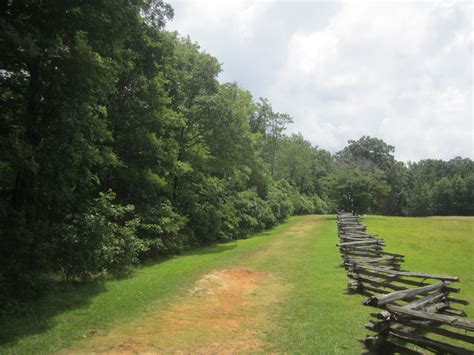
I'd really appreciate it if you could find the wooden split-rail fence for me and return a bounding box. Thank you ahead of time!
[336,212,474,354]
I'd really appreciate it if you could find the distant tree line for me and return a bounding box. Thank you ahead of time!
[0,1,472,304]
[326,136,473,216]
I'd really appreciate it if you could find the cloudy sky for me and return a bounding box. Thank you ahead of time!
[166,0,473,162]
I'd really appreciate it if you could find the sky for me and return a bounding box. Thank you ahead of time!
[165,0,473,162]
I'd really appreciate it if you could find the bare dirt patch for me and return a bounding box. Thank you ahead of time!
[65,269,282,354]
[189,268,264,297]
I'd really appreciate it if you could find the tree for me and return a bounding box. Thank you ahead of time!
[336,136,396,171]
[1,0,472,308]
[405,158,474,216]
[333,136,412,215]
[0,0,174,299]
[252,98,293,177]
[274,134,314,194]
[325,165,390,214]
[164,35,221,202]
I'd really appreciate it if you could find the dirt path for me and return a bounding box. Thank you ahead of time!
[63,216,321,354]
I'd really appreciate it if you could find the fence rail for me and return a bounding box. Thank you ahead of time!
[336,212,474,354]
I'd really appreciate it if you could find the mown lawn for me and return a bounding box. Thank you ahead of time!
[363,215,474,317]
[0,215,472,354]
[0,219,296,354]
[1,215,369,354]
[256,215,369,353]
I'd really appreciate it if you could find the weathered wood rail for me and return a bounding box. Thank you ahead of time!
[337,212,474,354]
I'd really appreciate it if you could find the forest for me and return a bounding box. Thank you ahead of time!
[1,0,473,305]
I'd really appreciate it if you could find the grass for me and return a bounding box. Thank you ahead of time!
[0,215,472,354]
[0,220,293,354]
[241,215,369,353]
[363,215,474,317]
[1,215,367,354]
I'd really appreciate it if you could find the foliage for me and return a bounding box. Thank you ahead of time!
[312,195,329,214]
[267,181,295,222]
[236,190,276,235]
[329,137,473,216]
[325,164,390,214]
[137,201,188,256]
[0,0,472,307]
[335,136,396,171]
[55,191,145,279]
[404,158,473,216]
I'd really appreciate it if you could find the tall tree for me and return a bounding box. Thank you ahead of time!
[335,136,396,171]
[0,0,173,297]
[326,165,390,214]
[251,98,293,177]
[334,136,406,214]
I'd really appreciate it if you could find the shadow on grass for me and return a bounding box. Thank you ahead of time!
[0,281,106,347]
[0,238,241,348]
[0,216,292,349]
[183,241,240,257]
[138,242,240,269]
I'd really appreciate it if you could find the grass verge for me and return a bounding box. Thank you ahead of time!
[0,219,296,354]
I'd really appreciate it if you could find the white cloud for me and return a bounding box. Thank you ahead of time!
[169,0,267,40]
[167,0,473,161]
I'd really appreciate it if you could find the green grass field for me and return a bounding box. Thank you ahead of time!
[363,215,474,317]
[0,215,472,354]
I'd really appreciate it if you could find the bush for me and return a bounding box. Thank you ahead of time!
[312,195,328,214]
[137,201,188,256]
[236,190,276,236]
[54,191,146,279]
[178,177,236,245]
[290,193,315,215]
[267,180,294,222]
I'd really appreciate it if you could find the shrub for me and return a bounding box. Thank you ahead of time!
[313,195,328,214]
[137,201,188,256]
[267,180,294,222]
[54,191,146,279]
[236,190,276,236]
[291,193,315,215]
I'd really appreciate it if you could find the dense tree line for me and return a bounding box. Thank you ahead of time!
[0,0,327,303]
[325,137,473,216]
[0,1,472,304]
